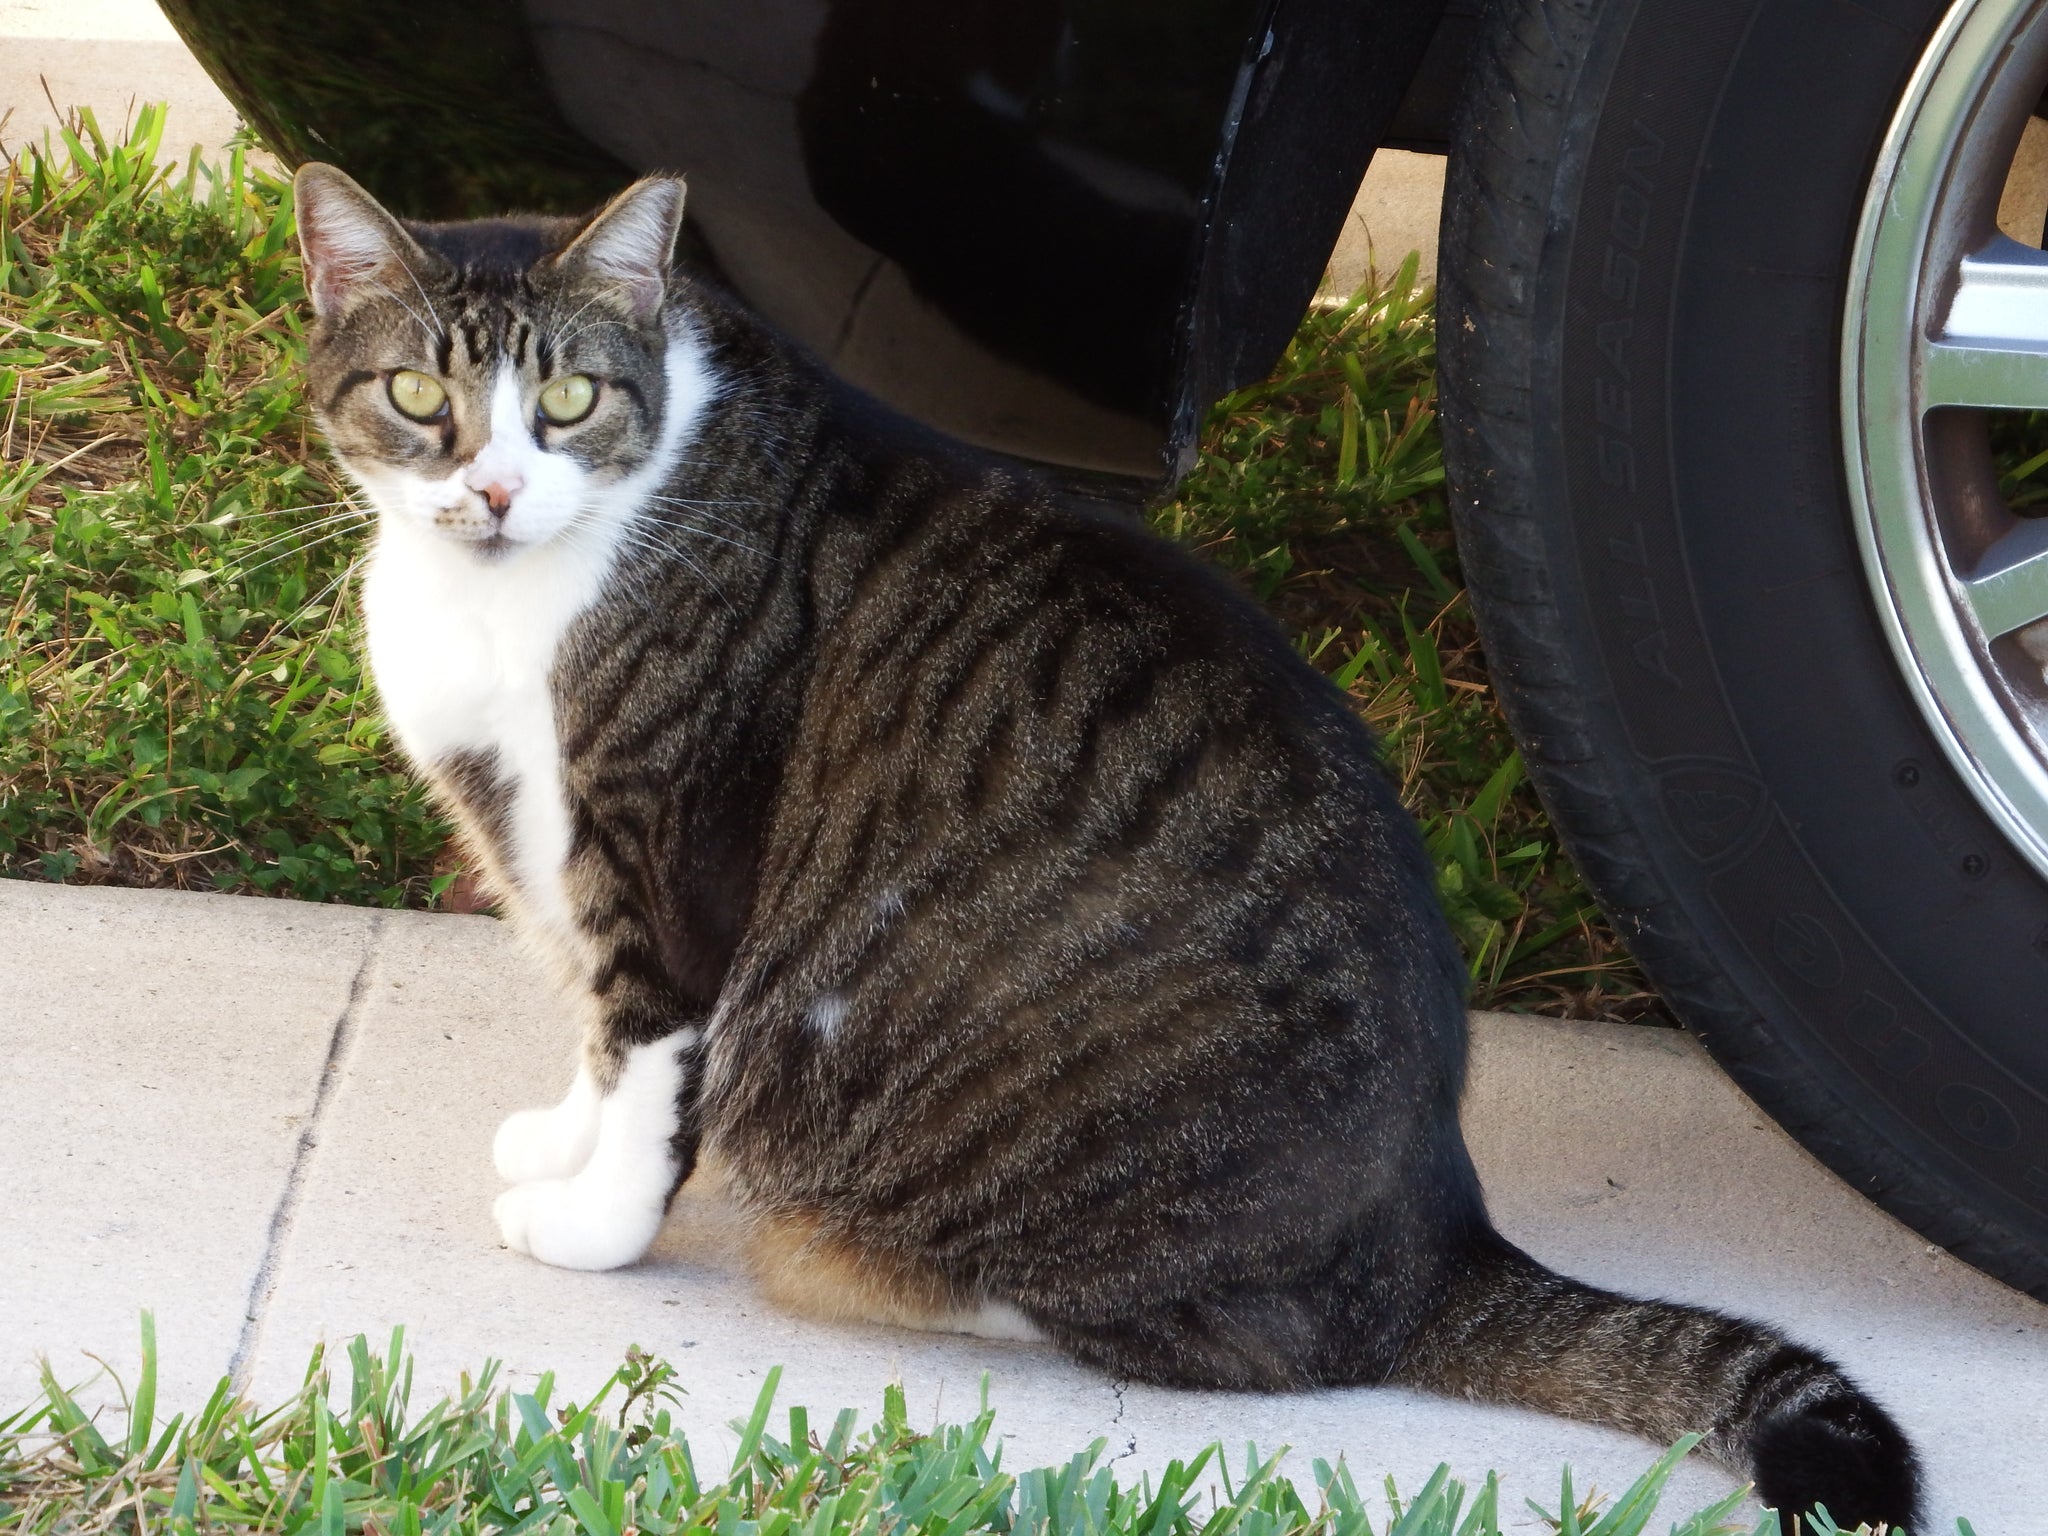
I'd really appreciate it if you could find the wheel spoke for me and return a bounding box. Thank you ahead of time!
[1923,236,2048,410]
[1963,518,2048,638]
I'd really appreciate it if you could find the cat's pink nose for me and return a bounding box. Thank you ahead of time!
[475,480,519,517]
[464,464,524,517]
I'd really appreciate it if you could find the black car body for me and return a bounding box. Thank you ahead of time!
[157,0,1472,487]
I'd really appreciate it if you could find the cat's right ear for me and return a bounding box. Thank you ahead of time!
[555,177,686,323]
[293,163,433,319]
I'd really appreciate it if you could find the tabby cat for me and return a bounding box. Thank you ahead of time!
[292,162,1921,1530]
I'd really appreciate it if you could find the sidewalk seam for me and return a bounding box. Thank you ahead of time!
[227,910,386,1392]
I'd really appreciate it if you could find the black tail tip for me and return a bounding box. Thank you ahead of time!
[1752,1388,1922,1532]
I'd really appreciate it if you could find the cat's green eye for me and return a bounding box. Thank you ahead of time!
[388,370,447,421]
[538,374,597,426]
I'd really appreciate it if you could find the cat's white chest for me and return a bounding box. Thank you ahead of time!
[363,525,611,936]
[349,334,713,943]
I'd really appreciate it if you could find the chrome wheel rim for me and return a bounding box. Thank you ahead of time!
[1846,0,2048,880]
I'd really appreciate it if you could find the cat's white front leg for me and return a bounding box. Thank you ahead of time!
[494,1032,695,1271]
[494,1066,604,1184]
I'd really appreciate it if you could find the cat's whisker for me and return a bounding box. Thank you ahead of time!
[392,259,449,343]
[399,269,446,331]
[662,453,756,471]
[225,522,372,572]
[301,555,365,634]
[229,538,361,590]
[226,522,367,582]
[605,523,711,570]
[631,513,773,562]
[564,517,725,614]
[235,506,373,536]
[213,499,364,523]
[272,556,366,659]
[549,292,635,356]
[221,511,375,567]
[364,279,442,351]
[555,318,634,355]
[641,492,776,525]
[551,290,610,339]
[599,522,739,610]
[637,501,779,548]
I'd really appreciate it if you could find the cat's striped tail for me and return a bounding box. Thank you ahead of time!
[1394,1235,1921,1532]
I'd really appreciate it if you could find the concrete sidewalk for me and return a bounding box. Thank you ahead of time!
[0,0,250,164]
[2,880,2040,1532]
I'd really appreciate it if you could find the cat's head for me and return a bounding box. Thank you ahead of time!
[294,163,703,560]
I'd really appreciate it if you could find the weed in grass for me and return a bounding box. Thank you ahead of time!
[1987,409,2048,514]
[0,1318,1936,1536]
[0,106,1653,1014]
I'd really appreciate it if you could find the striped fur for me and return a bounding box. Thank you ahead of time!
[1398,1236,1919,1524]
[295,165,1920,1531]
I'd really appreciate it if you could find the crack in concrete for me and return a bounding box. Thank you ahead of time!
[226,911,386,1392]
[1105,1377,1136,1466]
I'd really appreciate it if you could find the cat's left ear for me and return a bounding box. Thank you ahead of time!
[293,162,437,319]
[557,177,686,323]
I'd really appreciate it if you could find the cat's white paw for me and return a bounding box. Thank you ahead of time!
[491,1037,691,1271]
[493,1068,602,1184]
[493,1103,599,1184]
[494,1177,666,1271]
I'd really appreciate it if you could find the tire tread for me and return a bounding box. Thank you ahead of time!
[1438,0,2048,1294]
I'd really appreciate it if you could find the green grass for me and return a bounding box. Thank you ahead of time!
[0,107,446,906]
[0,1321,1929,1536]
[0,105,1655,1015]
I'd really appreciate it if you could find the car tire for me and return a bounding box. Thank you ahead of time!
[1438,0,2048,1295]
